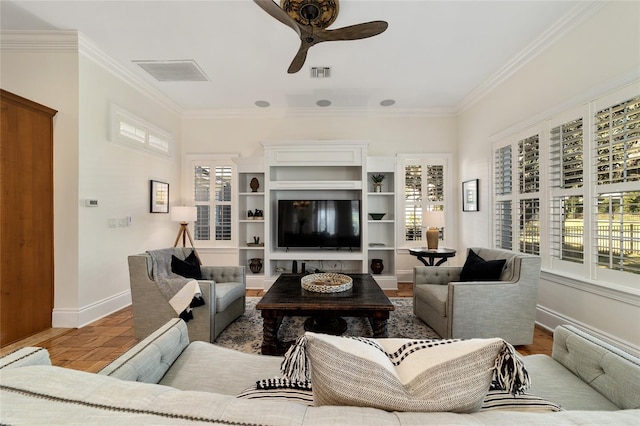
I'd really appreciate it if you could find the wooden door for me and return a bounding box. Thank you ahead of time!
[1,89,57,346]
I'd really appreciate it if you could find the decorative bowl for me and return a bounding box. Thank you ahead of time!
[301,273,353,293]
[369,213,386,220]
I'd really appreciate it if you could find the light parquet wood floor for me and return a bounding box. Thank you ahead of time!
[1,283,553,373]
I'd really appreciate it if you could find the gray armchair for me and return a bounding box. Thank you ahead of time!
[413,247,541,345]
[128,248,245,342]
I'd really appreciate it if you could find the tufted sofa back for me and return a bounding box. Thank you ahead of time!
[99,318,189,383]
[552,325,640,409]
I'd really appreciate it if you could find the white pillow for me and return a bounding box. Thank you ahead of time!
[281,332,529,413]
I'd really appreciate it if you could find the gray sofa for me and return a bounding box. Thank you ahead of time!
[414,247,541,345]
[1,318,638,424]
[128,247,246,342]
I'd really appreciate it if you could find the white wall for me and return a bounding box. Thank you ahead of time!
[181,113,459,278]
[1,33,81,324]
[76,50,182,326]
[457,1,640,352]
[1,31,183,327]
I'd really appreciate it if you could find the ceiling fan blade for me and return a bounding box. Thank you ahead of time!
[320,21,388,42]
[254,0,301,37]
[288,42,311,74]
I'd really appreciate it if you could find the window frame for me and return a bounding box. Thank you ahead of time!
[109,104,172,158]
[184,154,238,249]
[397,154,453,250]
[491,83,640,288]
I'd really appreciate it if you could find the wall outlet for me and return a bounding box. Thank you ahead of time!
[107,218,117,228]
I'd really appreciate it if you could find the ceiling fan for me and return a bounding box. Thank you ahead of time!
[254,0,388,74]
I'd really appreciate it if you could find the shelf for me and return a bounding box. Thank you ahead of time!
[239,192,264,196]
[239,246,265,251]
[239,219,265,223]
[367,192,394,196]
[368,219,394,223]
[270,180,362,190]
[368,246,395,251]
[270,250,363,261]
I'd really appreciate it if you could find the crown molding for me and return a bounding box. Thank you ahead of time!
[77,33,183,116]
[0,29,78,52]
[456,0,607,114]
[182,106,456,120]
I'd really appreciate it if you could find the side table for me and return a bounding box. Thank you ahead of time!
[409,247,456,266]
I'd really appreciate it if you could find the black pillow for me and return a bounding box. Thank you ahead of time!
[459,249,506,282]
[171,251,202,279]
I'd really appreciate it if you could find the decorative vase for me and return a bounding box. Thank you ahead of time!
[371,258,384,275]
[249,258,262,274]
[249,177,259,192]
[373,182,383,192]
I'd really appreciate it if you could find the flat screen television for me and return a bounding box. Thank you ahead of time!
[277,200,361,249]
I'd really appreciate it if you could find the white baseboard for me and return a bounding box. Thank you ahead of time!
[536,304,640,357]
[52,290,131,328]
[396,269,413,284]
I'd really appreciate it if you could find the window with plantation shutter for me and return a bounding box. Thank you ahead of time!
[401,157,449,246]
[188,157,236,247]
[595,96,640,185]
[492,85,639,284]
[550,118,585,263]
[519,135,540,193]
[494,146,513,249]
[594,96,640,274]
[109,104,171,157]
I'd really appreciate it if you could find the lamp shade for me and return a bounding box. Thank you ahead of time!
[171,206,197,223]
[422,210,445,228]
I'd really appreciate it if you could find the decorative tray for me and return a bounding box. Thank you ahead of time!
[246,243,264,247]
[301,273,353,293]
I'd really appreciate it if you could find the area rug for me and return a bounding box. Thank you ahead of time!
[213,297,440,354]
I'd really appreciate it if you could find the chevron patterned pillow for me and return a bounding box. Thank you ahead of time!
[281,332,529,413]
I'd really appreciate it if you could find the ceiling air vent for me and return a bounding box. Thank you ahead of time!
[132,60,208,82]
[311,67,331,78]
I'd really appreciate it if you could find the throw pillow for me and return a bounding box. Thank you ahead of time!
[459,249,506,282]
[171,251,202,279]
[280,333,530,413]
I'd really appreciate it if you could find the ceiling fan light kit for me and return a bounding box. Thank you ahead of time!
[254,0,388,74]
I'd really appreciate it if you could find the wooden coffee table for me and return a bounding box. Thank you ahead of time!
[256,273,394,355]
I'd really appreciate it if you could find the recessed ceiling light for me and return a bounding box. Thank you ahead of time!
[316,99,331,107]
[380,99,396,107]
[255,100,270,108]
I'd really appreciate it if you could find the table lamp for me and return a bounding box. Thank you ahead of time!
[171,206,198,249]
[422,211,445,250]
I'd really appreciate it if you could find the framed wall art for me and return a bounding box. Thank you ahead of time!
[462,179,479,212]
[150,180,169,213]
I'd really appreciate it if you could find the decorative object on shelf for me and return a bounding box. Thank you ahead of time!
[247,210,254,219]
[246,242,264,247]
[171,206,201,264]
[369,213,386,220]
[371,174,385,192]
[253,209,263,220]
[253,236,260,244]
[301,273,353,293]
[462,179,479,212]
[149,180,169,213]
[249,258,263,274]
[371,258,384,274]
[422,210,445,250]
[250,177,260,192]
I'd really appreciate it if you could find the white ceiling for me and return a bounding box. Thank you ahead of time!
[1,0,592,113]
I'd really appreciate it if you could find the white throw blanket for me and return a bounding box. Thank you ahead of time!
[147,249,202,317]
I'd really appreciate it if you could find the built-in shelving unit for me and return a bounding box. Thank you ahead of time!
[366,157,397,288]
[235,157,265,288]
[262,141,368,288]
[236,145,398,290]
